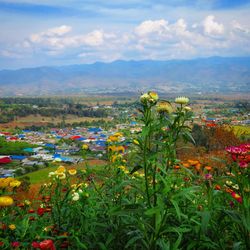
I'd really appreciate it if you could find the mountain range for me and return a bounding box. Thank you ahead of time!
[0,56,250,96]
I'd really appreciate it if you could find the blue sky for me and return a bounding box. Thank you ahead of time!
[0,0,250,69]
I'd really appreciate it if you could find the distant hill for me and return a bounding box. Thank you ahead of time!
[0,57,250,96]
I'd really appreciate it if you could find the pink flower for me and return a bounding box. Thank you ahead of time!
[239,161,248,168]
[204,174,213,180]
[11,242,20,248]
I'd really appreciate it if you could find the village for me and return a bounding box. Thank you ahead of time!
[0,95,249,179]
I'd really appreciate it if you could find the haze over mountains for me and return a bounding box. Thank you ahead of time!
[0,56,249,96]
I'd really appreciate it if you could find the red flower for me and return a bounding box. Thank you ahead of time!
[37,207,46,216]
[231,192,243,203]
[11,242,20,248]
[0,242,4,246]
[32,241,41,248]
[39,239,56,250]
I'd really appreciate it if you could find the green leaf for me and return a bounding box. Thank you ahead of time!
[201,210,211,233]
[170,199,181,220]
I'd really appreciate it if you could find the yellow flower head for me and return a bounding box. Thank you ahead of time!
[184,106,192,112]
[0,177,14,189]
[0,196,14,207]
[108,135,119,142]
[57,172,66,180]
[133,139,140,145]
[9,180,22,188]
[9,224,16,230]
[175,96,189,105]
[56,166,66,173]
[24,200,31,206]
[110,154,123,163]
[140,93,150,104]
[68,168,77,176]
[148,91,159,103]
[156,101,173,114]
[114,132,123,137]
[82,144,89,150]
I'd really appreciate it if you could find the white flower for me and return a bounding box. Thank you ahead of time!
[232,184,239,190]
[226,180,233,186]
[72,192,80,201]
[48,172,55,178]
[175,96,189,105]
[140,93,150,103]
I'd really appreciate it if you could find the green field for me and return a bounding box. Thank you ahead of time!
[22,160,106,184]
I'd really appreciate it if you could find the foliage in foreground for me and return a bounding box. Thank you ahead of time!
[0,92,249,249]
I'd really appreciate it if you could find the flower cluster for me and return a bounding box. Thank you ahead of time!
[226,144,249,168]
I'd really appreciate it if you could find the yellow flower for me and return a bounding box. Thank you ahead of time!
[184,106,191,112]
[111,154,122,163]
[148,91,159,103]
[24,200,31,206]
[9,180,22,188]
[133,139,140,145]
[56,173,66,180]
[9,224,16,230]
[82,144,89,150]
[114,132,123,137]
[68,168,77,175]
[56,166,66,173]
[156,101,173,114]
[108,135,119,142]
[175,96,189,105]
[0,177,14,188]
[0,196,14,207]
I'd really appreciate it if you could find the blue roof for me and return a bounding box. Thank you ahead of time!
[88,127,102,132]
[10,155,26,160]
[45,143,56,148]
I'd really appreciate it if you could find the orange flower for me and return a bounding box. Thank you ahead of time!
[214,184,221,190]
[188,159,200,166]
[205,166,212,171]
[182,163,190,168]
[174,165,181,169]
[195,163,201,171]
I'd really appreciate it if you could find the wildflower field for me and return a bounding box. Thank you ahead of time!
[0,92,249,249]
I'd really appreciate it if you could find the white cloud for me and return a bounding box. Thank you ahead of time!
[134,19,169,36]
[13,17,250,63]
[82,30,104,46]
[202,15,224,36]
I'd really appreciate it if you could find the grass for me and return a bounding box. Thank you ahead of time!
[22,160,106,184]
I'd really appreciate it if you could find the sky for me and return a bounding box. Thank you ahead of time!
[0,0,250,69]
